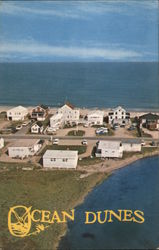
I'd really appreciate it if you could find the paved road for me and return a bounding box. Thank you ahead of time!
[2,133,158,142]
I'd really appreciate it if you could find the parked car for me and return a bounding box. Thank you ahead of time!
[128,126,135,131]
[82,139,88,145]
[53,139,59,145]
[47,127,57,133]
[96,127,108,134]
[83,123,89,128]
[22,121,30,127]
[16,125,22,130]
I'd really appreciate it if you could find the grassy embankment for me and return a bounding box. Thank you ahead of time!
[0,162,108,250]
[67,130,85,136]
[39,144,87,156]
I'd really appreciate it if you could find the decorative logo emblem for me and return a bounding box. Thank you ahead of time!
[8,205,32,238]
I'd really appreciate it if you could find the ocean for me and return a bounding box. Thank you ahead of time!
[59,156,159,249]
[0,62,158,109]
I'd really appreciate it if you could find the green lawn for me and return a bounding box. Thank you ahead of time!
[40,144,87,156]
[67,130,85,136]
[0,163,107,250]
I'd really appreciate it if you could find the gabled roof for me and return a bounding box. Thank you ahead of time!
[7,106,28,113]
[32,122,43,128]
[65,102,75,110]
[139,113,159,120]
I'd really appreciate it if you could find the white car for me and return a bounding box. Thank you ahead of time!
[47,127,56,133]
[22,121,30,127]
[53,139,59,145]
[16,125,22,130]
[82,139,88,145]
[83,123,89,128]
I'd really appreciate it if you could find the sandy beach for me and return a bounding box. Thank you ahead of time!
[0,105,158,117]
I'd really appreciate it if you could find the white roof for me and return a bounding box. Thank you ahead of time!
[88,110,104,117]
[43,150,78,158]
[9,139,40,147]
[7,105,28,112]
[98,140,121,150]
[50,113,63,120]
[113,106,126,112]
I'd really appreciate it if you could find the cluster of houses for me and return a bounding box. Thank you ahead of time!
[4,137,142,169]
[6,103,159,132]
[1,103,157,170]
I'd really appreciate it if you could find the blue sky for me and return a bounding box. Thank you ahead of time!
[0,0,158,62]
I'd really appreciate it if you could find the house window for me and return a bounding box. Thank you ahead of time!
[51,158,56,162]
[115,112,117,115]
[63,158,68,162]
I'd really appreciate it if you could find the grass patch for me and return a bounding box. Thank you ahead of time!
[122,147,159,159]
[0,164,107,250]
[78,156,103,166]
[40,144,87,156]
[67,130,85,136]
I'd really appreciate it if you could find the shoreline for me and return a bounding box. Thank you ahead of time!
[56,151,159,249]
[0,105,158,116]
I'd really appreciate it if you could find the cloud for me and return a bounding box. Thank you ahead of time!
[0,40,143,61]
[0,1,157,20]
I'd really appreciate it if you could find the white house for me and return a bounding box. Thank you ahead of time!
[87,110,104,125]
[96,140,123,158]
[31,122,44,134]
[7,106,28,121]
[57,103,80,125]
[8,139,42,159]
[122,139,141,152]
[0,138,4,149]
[50,113,63,128]
[108,106,130,125]
[96,139,142,158]
[43,150,78,169]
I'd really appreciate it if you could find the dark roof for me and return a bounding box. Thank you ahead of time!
[139,113,159,120]
[36,121,43,127]
[40,104,48,110]
[65,102,75,110]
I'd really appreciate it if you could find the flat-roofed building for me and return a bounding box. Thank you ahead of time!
[122,139,141,152]
[43,150,78,169]
[87,110,104,125]
[8,139,42,159]
[96,140,123,158]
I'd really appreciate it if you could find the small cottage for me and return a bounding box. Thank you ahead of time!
[31,122,44,134]
[8,139,42,159]
[43,150,78,169]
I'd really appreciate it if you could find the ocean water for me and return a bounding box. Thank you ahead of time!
[0,62,158,109]
[59,156,159,249]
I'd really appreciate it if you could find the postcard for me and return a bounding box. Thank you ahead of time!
[0,1,158,249]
